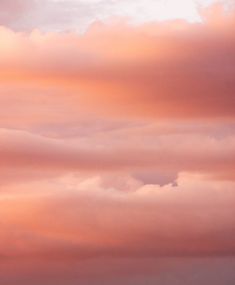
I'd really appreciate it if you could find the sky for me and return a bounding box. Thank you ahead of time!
[0,0,235,284]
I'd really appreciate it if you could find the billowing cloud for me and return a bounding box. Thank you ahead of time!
[0,5,235,122]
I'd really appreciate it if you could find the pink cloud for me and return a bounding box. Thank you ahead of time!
[0,4,235,121]
[0,128,234,187]
[0,0,32,26]
[1,173,235,262]
[0,3,235,284]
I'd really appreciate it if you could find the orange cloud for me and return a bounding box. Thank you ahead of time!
[0,4,235,121]
[1,173,235,260]
[1,172,235,284]
[0,3,235,285]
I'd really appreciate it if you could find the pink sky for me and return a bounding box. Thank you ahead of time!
[0,1,235,284]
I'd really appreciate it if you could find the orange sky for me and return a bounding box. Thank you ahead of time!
[0,1,235,285]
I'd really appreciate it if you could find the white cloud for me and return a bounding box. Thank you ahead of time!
[0,0,232,32]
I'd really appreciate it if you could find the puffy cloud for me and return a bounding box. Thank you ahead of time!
[0,5,235,122]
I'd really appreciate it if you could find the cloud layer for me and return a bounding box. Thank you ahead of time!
[0,5,235,122]
[0,2,235,285]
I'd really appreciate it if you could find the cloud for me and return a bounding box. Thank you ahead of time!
[2,256,235,285]
[0,174,235,285]
[0,0,33,27]
[1,172,235,261]
[0,128,235,187]
[0,3,235,284]
[0,5,235,122]
[0,0,233,32]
